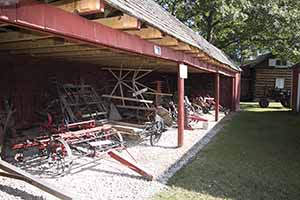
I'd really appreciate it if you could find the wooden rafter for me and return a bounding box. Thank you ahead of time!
[126,27,163,40]
[0,31,53,44]
[172,42,192,51]
[93,14,141,30]
[0,40,79,51]
[51,0,105,14]
[6,46,104,55]
[0,23,9,28]
[148,36,178,46]
[186,47,200,54]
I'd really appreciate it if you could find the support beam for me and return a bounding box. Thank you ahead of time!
[10,44,97,55]
[177,65,185,147]
[215,73,220,121]
[0,39,77,50]
[126,27,163,40]
[0,23,9,27]
[231,77,236,111]
[93,15,141,30]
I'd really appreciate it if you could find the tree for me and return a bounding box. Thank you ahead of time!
[155,0,300,64]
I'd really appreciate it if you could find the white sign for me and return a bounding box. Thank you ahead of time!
[154,45,161,55]
[179,64,188,79]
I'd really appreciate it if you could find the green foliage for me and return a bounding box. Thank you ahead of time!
[155,0,300,64]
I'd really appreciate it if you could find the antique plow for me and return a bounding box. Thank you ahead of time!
[8,119,153,180]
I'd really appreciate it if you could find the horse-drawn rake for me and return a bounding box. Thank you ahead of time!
[8,120,153,180]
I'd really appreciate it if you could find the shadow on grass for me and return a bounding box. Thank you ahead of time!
[157,107,300,200]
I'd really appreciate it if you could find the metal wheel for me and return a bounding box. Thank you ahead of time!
[259,99,269,108]
[150,121,163,146]
[47,138,73,175]
[280,99,291,108]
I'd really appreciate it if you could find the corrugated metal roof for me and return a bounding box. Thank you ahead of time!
[104,0,240,71]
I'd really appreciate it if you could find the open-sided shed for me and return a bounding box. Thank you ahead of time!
[0,0,241,149]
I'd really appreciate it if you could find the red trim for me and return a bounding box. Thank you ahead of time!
[0,0,238,76]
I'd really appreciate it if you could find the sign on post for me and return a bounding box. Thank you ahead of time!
[179,64,188,79]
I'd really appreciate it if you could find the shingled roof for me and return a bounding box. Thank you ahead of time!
[104,0,240,71]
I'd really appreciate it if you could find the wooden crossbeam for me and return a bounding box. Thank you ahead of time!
[93,15,141,30]
[126,27,163,39]
[0,23,9,28]
[0,160,72,200]
[51,0,105,14]
[7,46,103,55]
[0,40,79,51]
[148,36,178,46]
[102,95,153,104]
[0,36,53,44]
[172,42,192,51]
[10,46,106,57]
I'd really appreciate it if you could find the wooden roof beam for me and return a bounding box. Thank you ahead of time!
[0,39,78,50]
[186,47,200,54]
[126,27,163,39]
[148,36,178,46]
[0,31,53,44]
[51,0,105,15]
[5,44,95,55]
[0,23,9,28]
[192,53,207,58]
[172,42,192,51]
[93,14,141,30]
[29,49,112,57]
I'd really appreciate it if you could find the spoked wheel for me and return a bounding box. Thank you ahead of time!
[280,99,291,108]
[47,138,73,176]
[150,121,163,146]
[259,98,269,108]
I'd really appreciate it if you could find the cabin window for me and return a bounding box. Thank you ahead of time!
[275,78,285,89]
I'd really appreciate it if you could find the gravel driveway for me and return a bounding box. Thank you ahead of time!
[0,112,227,200]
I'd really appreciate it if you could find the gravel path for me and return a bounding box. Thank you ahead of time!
[0,112,229,200]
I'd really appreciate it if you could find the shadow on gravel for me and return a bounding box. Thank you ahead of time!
[0,184,45,200]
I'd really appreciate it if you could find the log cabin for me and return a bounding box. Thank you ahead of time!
[241,53,293,101]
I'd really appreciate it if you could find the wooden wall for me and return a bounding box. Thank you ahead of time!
[255,68,292,99]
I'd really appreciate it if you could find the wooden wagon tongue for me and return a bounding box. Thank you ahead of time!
[0,159,73,200]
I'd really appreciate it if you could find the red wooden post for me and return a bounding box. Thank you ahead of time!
[231,76,236,111]
[177,66,185,147]
[215,73,220,121]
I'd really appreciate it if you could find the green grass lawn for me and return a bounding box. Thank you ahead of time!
[154,102,300,200]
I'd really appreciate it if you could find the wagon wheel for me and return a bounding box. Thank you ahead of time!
[280,99,291,108]
[150,121,163,146]
[47,138,73,176]
[259,98,269,108]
